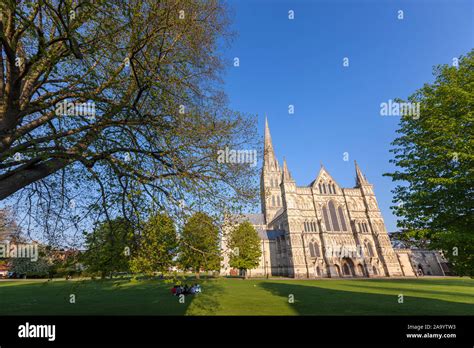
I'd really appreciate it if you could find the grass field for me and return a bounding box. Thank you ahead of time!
[0,277,473,315]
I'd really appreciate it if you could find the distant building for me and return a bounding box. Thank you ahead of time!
[221,118,449,278]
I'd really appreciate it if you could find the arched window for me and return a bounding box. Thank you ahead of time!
[338,206,347,231]
[277,196,281,206]
[309,242,316,257]
[322,183,327,194]
[322,206,331,231]
[304,222,308,232]
[313,242,320,257]
[318,183,322,193]
[365,241,374,257]
[332,184,336,194]
[312,222,317,232]
[272,196,276,207]
[328,200,340,231]
[328,183,333,194]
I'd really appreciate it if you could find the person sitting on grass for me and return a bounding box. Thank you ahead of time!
[171,283,202,296]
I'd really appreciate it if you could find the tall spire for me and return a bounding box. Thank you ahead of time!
[282,158,293,181]
[264,116,278,170]
[354,160,368,186]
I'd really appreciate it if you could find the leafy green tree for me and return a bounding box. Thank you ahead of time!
[130,213,178,276]
[82,218,134,278]
[9,246,50,278]
[179,212,220,279]
[385,50,474,276]
[228,221,261,279]
[0,1,259,242]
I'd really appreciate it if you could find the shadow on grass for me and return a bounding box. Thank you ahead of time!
[341,283,474,302]
[361,278,474,288]
[258,281,474,315]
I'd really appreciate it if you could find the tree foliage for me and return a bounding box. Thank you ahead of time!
[178,211,220,278]
[129,213,177,276]
[0,0,259,243]
[228,221,261,278]
[385,50,474,276]
[81,217,133,278]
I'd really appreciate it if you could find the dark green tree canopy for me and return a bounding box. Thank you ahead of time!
[178,211,220,277]
[227,221,261,276]
[130,212,177,276]
[81,217,133,277]
[385,50,473,276]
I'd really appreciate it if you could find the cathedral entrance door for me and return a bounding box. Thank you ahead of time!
[342,258,355,276]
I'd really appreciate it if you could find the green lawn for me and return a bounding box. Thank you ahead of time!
[0,277,473,315]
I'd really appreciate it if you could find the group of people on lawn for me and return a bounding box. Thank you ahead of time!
[171,283,201,296]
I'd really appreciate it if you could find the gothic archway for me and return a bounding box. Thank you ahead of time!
[342,258,355,276]
[334,264,341,277]
[357,264,366,277]
[315,266,321,277]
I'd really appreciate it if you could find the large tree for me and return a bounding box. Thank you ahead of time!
[227,221,261,279]
[385,50,473,276]
[0,0,258,241]
[81,217,133,278]
[178,211,220,278]
[129,212,177,276]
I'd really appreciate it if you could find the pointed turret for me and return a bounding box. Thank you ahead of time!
[260,115,283,224]
[354,160,369,186]
[282,158,293,182]
[264,116,279,170]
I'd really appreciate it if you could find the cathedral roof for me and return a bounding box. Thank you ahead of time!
[230,213,284,240]
[261,229,285,240]
[309,166,341,188]
[233,213,265,225]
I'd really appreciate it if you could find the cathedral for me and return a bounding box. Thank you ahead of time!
[220,118,447,278]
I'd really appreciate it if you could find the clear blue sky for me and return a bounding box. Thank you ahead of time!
[222,0,474,231]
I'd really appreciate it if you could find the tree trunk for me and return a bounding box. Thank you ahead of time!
[0,158,71,200]
[195,270,200,279]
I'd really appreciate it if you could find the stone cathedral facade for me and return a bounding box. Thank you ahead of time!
[221,118,410,278]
